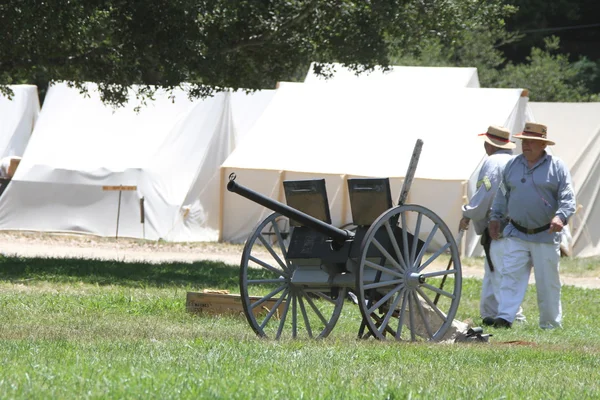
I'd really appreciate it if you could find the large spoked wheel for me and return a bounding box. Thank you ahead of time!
[240,212,346,339]
[356,205,461,341]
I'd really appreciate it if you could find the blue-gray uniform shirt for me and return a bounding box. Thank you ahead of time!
[462,149,513,235]
[490,152,576,244]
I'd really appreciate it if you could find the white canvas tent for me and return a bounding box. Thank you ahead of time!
[304,62,480,88]
[0,82,275,241]
[0,85,39,159]
[529,102,600,257]
[218,83,530,256]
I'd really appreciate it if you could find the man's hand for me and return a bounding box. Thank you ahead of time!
[549,215,564,233]
[459,217,470,231]
[488,220,501,240]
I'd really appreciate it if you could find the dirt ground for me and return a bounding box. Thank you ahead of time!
[1,231,598,289]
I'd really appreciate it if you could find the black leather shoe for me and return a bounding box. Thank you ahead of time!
[482,317,495,326]
[493,318,512,328]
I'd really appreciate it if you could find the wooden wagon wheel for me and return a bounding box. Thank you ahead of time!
[355,204,461,341]
[239,212,346,339]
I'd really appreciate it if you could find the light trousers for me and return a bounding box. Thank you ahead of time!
[480,239,525,321]
[497,237,562,328]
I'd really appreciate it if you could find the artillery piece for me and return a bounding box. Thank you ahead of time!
[227,140,462,341]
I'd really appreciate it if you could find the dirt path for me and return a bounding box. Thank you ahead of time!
[1,232,598,289]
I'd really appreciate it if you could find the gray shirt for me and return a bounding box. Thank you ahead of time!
[462,149,513,235]
[490,152,576,244]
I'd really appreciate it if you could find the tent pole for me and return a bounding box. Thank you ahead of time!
[140,197,145,240]
[218,167,225,242]
[278,170,286,203]
[116,186,123,239]
[340,174,348,227]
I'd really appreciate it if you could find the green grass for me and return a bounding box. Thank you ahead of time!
[1,255,600,399]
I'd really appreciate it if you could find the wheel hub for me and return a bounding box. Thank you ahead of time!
[405,271,425,288]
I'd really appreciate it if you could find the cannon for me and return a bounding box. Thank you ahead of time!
[227,140,462,341]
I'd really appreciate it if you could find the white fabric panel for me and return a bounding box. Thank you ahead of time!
[0,82,244,241]
[529,102,600,257]
[304,62,480,88]
[0,85,39,158]
[221,84,528,249]
[163,90,276,242]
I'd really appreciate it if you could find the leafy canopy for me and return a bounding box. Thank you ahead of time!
[1,0,513,105]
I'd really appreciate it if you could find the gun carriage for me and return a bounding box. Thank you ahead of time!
[227,140,462,341]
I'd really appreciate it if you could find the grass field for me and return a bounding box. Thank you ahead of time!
[1,255,599,399]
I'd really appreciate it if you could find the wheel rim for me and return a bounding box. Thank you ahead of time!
[356,205,461,341]
[240,213,346,339]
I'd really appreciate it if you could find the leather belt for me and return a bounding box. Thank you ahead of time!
[509,219,550,235]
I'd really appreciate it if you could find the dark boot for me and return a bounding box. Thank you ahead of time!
[493,317,512,328]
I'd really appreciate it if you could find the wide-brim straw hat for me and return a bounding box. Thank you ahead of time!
[478,125,516,149]
[513,122,555,145]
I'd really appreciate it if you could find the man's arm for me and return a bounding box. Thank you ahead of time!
[550,159,577,233]
[461,159,496,229]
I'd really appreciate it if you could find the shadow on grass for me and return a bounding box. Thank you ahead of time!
[0,255,248,289]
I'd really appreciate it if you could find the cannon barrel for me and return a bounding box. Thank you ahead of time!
[227,177,354,243]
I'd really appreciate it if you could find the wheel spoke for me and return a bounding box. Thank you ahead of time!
[395,289,408,340]
[414,224,439,266]
[410,213,423,267]
[249,255,289,278]
[364,260,403,279]
[292,293,298,339]
[420,269,457,279]
[372,237,406,272]
[250,285,286,310]
[408,291,416,341]
[260,288,289,330]
[371,312,397,337]
[275,290,292,339]
[297,295,314,338]
[258,234,289,273]
[400,211,411,268]
[367,284,403,314]
[364,279,403,291]
[377,289,404,336]
[420,282,456,300]
[271,220,289,262]
[413,291,434,338]
[416,287,449,322]
[299,288,329,326]
[384,221,405,272]
[418,242,451,272]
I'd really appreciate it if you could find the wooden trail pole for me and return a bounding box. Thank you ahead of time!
[397,139,423,206]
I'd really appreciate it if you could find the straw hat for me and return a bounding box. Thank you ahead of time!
[478,125,516,149]
[513,122,555,145]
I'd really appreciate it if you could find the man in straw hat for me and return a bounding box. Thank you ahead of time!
[460,125,524,327]
[489,122,576,329]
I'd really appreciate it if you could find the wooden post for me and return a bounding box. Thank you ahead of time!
[139,197,145,239]
[102,185,137,240]
[340,174,349,227]
[218,167,225,242]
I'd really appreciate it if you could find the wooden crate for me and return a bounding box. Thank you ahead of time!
[186,292,285,317]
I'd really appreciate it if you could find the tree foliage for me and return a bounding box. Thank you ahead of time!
[1,0,517,105]
[496,37,598,102]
